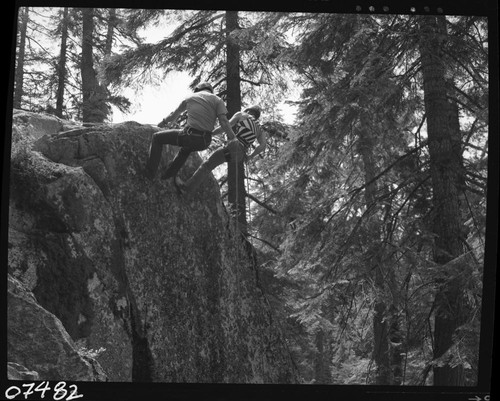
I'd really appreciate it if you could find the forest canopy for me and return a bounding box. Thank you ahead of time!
[10,7,491,386]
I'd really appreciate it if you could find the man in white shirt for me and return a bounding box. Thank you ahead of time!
[144,82,235,188]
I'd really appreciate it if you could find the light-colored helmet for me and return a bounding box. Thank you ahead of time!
[194,82,214,93]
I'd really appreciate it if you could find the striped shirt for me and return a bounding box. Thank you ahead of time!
[235,117,260,148]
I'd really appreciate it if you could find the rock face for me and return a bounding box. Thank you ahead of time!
[7,362,40,381]
[7,110,297,383]
[8,275,107,381]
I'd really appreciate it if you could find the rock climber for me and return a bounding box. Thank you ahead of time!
[177,105,267,195]
[143,82,236,191]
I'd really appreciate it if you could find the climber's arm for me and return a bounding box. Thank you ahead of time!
[215,113,238,140]
[158,100,187,127]
[246,128,267,162]
[212,112,243,137]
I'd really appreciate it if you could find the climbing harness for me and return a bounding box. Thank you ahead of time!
[178,126,212,148]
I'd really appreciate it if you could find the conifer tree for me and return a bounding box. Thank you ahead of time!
[81,8,109,122]
[13,7,132,120]
[418,14,467,386]
[225,10,246,232]
[13,7,29,109]
[250,13,486,385]
[13,7,57,112]
[55,7,69,118]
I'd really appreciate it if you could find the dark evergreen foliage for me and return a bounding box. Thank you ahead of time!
[11,8,488,386]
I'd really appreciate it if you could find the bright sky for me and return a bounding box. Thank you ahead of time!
[110,71,193,125]
[109,17,298,126]
[110,73,298,125]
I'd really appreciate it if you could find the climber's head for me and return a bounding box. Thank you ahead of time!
[194,82,214,93]
[244,105,261,120]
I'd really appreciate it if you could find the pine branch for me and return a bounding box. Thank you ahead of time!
[101,12,225,87]
[240,77,271,86]
[447,88,485,115]
[318,143,429,235]
[245,192,279,215]
[170,11,224,42]
[465,170,487,183]
[387,174,432,231]
[462,139,488,154]
[246,233,281,253]
[464,180,487,195]
[345,140,429,201]
[444,48,488,90]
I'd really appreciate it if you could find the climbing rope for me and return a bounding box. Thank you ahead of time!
[245,161,252,247]
[233,148,253,269]
[234,151,241,271]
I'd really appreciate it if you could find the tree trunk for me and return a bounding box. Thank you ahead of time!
[14,7,29,109]
[81,8,107,123]
[358,124,389,385]
[105,8,116,56]
[225,11,247,235]
[358,113,402,385]
[388,278,403,385]
[418,15,466,386]
[81,8,96,122]
[372,267,391,384]
[55,7,69,118]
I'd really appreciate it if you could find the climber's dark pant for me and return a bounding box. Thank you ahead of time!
[145,126,212,179]
[185,139,246,193]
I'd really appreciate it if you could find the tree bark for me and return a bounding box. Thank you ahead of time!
[225,11,247,235]
[418,15,466,386]
[358,122,390,385]
[358,112,403,385]
[81,8,107,123]
[14,7,29,109]
[55,8,69,118]
[81,8,96,122]
[105,8,116,56]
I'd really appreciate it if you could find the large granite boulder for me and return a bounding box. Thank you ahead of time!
[7,110,298,383]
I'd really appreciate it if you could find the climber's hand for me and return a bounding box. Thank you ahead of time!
[158,118,169,128]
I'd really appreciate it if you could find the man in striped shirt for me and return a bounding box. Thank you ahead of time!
[179,105,267,195]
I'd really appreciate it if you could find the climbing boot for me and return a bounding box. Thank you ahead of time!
[173,176,186,195]
[184,164,210,194]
